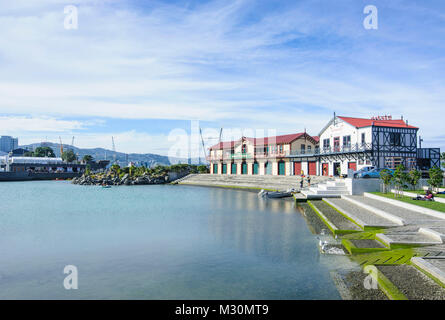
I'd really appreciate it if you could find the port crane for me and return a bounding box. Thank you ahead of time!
[111,136,117,164]
[199,127,222,165]
[59,136,64,157]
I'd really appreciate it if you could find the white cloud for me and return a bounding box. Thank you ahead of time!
[0,1,444,151]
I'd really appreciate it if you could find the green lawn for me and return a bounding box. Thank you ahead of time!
[402,189,445,198]
[372,192,445,213]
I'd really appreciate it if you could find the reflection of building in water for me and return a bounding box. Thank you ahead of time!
[208,188,311,263]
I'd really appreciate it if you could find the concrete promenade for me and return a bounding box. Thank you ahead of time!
[177,173,333,191]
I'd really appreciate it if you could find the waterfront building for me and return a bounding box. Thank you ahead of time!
[313,115,441,176]
[207,132,319,176]
[208,115,441,177]
[0,136,18,153]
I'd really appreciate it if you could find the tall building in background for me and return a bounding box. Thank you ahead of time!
[0,136,18,153]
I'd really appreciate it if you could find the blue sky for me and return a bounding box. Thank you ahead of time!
[0,0,444,155]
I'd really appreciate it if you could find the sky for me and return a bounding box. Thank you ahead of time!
[0,0,444,155]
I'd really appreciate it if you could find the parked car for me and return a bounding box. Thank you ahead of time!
[357,167,394,179]
[353,166,375,178]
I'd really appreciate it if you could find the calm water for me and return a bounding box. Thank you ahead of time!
[0,181,355,299]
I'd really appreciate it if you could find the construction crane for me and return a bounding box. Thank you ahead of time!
[59,136,64,157]
[199,127,223,164]
[111,136,117,164]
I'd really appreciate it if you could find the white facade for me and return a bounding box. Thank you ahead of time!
[318,118,373,176]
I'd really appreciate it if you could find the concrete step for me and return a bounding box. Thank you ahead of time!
[317,185,349,191]
[343,195,442,226]
[327,181,346,187]
[377,232,443,248]
[309,187,349,195]
[324,198,400,229]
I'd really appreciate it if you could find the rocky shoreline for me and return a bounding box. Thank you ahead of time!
[72,172,177,186]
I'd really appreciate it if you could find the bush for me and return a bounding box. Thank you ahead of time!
[428,166,444,191]
[408,169,421,190]
[197,165,209,174]
[379,169,393,193]
[392,164,409,197]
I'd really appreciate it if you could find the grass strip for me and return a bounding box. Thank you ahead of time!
[371,192,445,213]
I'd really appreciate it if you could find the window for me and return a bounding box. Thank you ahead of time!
[343,135,351,147]
[323,138,330,150]
[389,132,401,146]
[308,145,312,152]
[361,133,366,145]
[301,144,305,154]
[279,145,283,153]
[242,144,247,153]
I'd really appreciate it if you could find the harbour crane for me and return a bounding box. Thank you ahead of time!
[59,136,64,157]
[112,136,117,164]
[199,127,223,165]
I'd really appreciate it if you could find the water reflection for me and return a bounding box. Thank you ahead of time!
[208,188,315,263]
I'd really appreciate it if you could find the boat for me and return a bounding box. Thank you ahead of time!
[258,189,293,198]
[101,185,111,189]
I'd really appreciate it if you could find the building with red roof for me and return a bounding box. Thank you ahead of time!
[208,114,440,177]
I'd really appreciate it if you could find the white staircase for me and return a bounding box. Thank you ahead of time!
[301,179,350,199]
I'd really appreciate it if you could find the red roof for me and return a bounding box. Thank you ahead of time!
[209,132,318,150]
[338,116,418,129]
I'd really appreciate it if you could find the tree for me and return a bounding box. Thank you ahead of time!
[85,164,91,176]
[441,152,445,169]
[33,146,56,158]
[23,151,34,157]
[392,164,409,197]
[428,166,444,191]
[197,165,208,174]
[110,164,121,176]
[62,149,77,162]
[379,169,393,193]
[82,155,93,163]
[408,169,421,190]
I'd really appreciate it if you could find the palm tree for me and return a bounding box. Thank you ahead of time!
[82,154,94,163]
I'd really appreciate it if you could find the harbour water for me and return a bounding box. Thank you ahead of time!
[0,181,356,299]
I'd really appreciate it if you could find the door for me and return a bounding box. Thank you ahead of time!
[308,161,316,175]
[293,162,301,176]
[253,162,259,175]
[322,163,329,176]
[278,161,285,175]
[265,162,272,175]
[231,163,237,174]
[334,137,340,152]
[241,162,247,174]
[213,164,218,174]
[222,163,227,174]
[333,163,341,176]
[348,162,357,172]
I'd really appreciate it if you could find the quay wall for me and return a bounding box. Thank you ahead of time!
[0,172,81,181]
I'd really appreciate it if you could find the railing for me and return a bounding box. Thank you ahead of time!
[288,143,372,156]
[207,143,373,160]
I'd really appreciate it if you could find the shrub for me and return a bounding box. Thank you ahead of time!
[379,169,393,193]
[428,166,444,191]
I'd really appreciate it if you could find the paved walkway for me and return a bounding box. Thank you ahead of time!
[178,174,333,191]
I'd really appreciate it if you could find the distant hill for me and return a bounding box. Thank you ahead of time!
[19,142,205,167]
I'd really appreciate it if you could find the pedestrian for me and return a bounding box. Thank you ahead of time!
[300,177,304,189]
[307,175,311,187]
